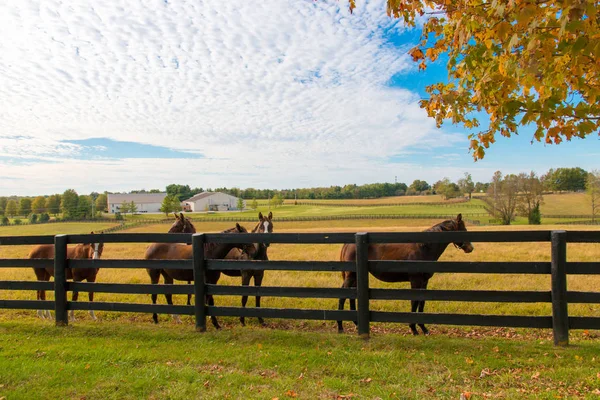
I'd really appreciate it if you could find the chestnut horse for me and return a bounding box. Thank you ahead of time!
[337,214,474,335]
[145,223,257,328]
[222,211,273,326]
[29,232,105,321]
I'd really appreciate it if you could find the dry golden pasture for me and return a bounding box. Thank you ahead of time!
[0,220,599,329]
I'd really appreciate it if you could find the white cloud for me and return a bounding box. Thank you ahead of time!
[0,0,469,195]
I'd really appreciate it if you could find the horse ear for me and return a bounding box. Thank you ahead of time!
[90,231,94,234]
[174,213,179,220]
[180,212,185,220]
[268,212,273,220]
[258,212,264,221]
[236,223,242,231]
[456,213,462,222]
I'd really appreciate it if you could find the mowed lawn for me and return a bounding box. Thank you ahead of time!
[1,220,600,399]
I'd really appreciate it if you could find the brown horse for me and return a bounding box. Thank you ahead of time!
[337,214,474,335]
[167,212,196,234]
[29,232,105,320]
[145,223,257,328]
[222,211,273,326]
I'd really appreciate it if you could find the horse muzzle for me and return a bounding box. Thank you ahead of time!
[458,242,474,253]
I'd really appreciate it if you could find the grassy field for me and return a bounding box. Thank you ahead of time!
[1,220,599,320]
[0,221,120,236]
[1,320,599,399]
[1,219,599,399]
[539,193,592,215]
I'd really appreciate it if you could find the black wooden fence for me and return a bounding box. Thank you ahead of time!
[1,230,599,346]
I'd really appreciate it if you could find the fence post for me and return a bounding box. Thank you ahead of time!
[54,234,68,326]
[355,232,370,338]
[551,230,569,346]
[192,233,207,332]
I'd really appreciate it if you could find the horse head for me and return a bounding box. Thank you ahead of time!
[88,231,105,260]
[449,214,474,253]
[232,223,260,259]
[253,212,273,248]
[168,212,197,234]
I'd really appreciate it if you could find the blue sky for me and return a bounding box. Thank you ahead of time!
[0,0,597,196]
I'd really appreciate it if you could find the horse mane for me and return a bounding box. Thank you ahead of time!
[204,225,247,253]
[423,219,456,233]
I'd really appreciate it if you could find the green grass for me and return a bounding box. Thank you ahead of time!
[0,222,119,236]
[1,320,599,400]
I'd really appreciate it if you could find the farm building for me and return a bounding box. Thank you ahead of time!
[107,193,167,214]
[181,192,244,212]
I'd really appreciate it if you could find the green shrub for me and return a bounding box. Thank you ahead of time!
[528,203,542,225]
[13,219,22,225]
[115,212,124,221]
[29,214,38,224]
[1,216,8,225]
[39,213,50,223]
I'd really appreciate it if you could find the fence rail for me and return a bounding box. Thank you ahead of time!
[1,230,599,346]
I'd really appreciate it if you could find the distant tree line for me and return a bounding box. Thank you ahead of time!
[0,167,595,224]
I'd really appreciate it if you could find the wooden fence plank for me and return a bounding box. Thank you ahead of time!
[567,291,600,304]
[193,233,206,332]
[355,232,370,338]
[370,289,551,303]
[0,259,54,268]
[67,233,192,244]
[208,306,356,321]
[368,231,551,244]
[566,262,600,275]
[551,231,569,346]
[370,311,553,328]
[69,301,193,315]
[0,300,55,310]
[566,231,600,243]
[568,317,600,330]
[0,281,54,291]
[207,285,356,299]
[69,259,191,270]
[0,235,54,246]
[207,260,356,272]
[54,235,68,326]
[369,261,551,274]
[205,233,355,244]
[69,282,193,295]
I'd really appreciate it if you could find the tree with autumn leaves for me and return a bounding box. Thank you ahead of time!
[347,0,599,159]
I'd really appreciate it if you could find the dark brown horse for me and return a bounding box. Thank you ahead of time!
[337,214,474,335]
[222,211,273,326]
[29,232,105,320]
[145,223,257,328]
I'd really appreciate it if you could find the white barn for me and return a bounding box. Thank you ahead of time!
[107,193,167,214]
[182,192,244,212]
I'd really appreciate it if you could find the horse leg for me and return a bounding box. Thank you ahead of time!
[418,280,429,335]
[70,278,80,322]
[207,271,221,330]
[337,273,356,333]
[87,275,98,320]
[162,274,181,324]
[34,268,48,319]
[187,281,192,306]
[240,272,251,326]
[148,269,161,324]
[254,271,265,326]
[206,295,221,329]
[409,278,426,336]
